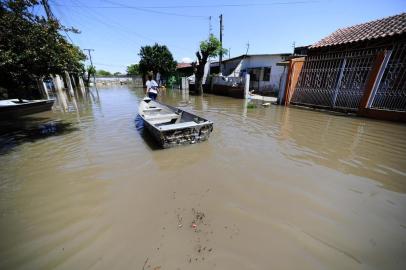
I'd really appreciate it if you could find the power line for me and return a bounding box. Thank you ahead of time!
[41,0,54,20]
[83,49,95,67]
[42,0,75,43]
[51,0,319,9]
[51,1,76,43]
[51,0,209,19]
[130,0,320,8]
[102,0,209,19]
[60,0,191,51]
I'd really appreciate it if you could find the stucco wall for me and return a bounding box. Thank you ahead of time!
[242,55,287,92]
[219,55,289,92]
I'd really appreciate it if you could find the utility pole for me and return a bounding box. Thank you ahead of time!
[84,49,95,68]
[245,41,250,56]
[84,49,96,86]
[41,0,54,20]
[209,16,212,36]
[219,14,223,75]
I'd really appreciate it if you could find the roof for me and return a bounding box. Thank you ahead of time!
[210,53,291,65]
[176,62,193,69]
[311,13,406,49]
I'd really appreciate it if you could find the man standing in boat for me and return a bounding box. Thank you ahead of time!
[145,74,159,100]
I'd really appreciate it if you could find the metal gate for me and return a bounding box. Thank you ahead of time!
[291,49,378,111]
[370,43,406,111]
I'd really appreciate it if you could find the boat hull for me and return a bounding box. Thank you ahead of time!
[0,99,54,119]
[139,99,213,148]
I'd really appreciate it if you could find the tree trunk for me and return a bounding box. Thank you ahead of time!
[194,51,208,96]
[86,72,91,87]
[195,77,203,95]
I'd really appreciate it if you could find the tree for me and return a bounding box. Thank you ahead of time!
[113,72,121,76]
[86,65,96,85]
[138,43,176,79]
[0,0,86,98]
[96,69,112,76]
[194,34,227,95]
[126,64,140,75]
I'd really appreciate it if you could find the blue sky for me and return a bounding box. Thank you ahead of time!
[41,0,405,73]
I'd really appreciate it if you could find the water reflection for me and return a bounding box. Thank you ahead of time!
[134,114,163,151]
[0,86,405,270]
[277,106,406,192]
[146,87,406,192]
[0,119,78,154]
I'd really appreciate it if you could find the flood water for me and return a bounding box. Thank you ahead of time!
[1,86,405,270]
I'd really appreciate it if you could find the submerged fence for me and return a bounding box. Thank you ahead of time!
[370,43,406,111]
[291,49,377,111]
[291,42,406,112]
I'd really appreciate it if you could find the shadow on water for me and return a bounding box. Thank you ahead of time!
[0,117,78,154]
[134,114,161,151]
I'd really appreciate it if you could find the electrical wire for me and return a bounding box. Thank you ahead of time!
[51,0,209,19]
[103,0,209,19]
[51,0,319,9]
[55,0,192,51]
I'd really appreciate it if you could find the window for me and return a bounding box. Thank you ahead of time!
[249,68,261,81]
[263,67,271,81]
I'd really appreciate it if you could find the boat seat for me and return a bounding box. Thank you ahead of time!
[143,107,162,112]
[158,121,200,131]
[144,113,179,120]
[149,119,173,125]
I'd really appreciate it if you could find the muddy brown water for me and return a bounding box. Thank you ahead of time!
[0,86,405,270]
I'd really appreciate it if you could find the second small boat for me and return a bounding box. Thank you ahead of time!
[138,97,213,148]
[0,99,54,119]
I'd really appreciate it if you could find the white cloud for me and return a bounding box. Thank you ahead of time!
[180,57,192,63]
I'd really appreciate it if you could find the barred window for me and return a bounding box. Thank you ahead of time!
[263,67,271,81]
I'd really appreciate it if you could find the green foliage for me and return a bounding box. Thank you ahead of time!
[96,69,112,76]
[167,75,177,87]
[113,72,121,76]
[199,34,228,58]
[0,0,86,98]
[247,102,257,109]
[85,65,96,86]
[138,43,177,77]
[126,64,140,75]
[194,34,226,95]
[87,66,96,76]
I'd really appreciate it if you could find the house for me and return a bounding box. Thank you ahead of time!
[176,62,194,77]
[176,61,212,91]
[288,13,406,120]
[211,53,291,96]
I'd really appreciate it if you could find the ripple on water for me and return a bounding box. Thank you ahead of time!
[1,87,406,270]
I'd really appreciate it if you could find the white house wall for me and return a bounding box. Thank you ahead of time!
[223,58,244,75]
[243,55,287,92]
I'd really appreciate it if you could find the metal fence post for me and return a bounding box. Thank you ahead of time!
[366,50,392,108]
[332,58,346,107]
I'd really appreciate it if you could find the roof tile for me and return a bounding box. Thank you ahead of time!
[311,13,406,48]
